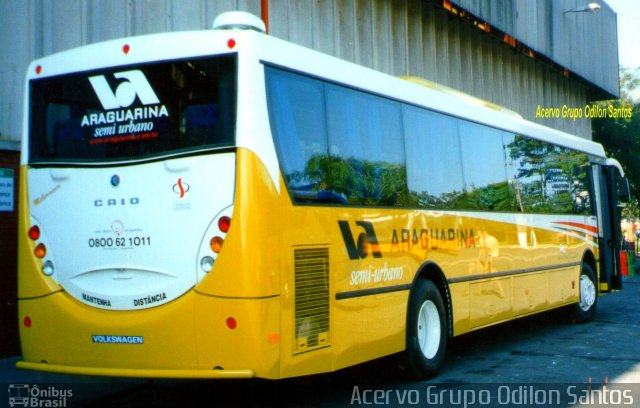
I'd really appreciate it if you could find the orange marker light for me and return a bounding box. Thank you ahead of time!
[34,243,47,259]
[210,236,223,253]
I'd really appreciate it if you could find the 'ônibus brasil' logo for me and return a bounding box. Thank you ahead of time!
[338,220,383,260]
[88,70,160,110]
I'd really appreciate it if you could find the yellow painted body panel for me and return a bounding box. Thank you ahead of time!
[18,148,598,379]
[17,166,62,299]
[19,291,280,378]
[195,150,281,298]
[512,272,548,316]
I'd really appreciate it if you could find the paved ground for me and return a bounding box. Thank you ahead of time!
[2,259,639,407]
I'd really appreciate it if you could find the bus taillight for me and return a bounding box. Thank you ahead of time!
[28,225,40,240]
[210,237,224,253]
[28,223,56,275]
[34,243,47,259]
[197,208,233,276]
[210,217,230,253]
[218,216,231,233]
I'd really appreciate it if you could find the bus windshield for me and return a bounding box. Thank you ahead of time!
[29,54,237,164]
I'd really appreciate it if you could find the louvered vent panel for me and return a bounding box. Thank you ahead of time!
[294,247,330,354]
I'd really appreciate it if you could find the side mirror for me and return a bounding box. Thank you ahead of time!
[618,177,631,204]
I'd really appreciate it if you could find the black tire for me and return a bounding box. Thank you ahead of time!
[571,263,597,323]
[402,279,448,380]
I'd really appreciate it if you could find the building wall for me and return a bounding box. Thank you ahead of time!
[0,150,20,357]
[451,0,619,99]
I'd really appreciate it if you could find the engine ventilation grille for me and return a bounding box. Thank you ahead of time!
[294,247,330,354]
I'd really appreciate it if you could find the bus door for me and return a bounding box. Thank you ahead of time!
[592,164,628,291]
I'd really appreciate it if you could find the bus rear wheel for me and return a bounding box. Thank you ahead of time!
[571,263,597,323]
[402,279,447,380]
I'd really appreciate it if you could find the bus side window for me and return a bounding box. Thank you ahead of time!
[506,136,592,215]
[266,68,328,198]
[403,106,464,209]
[459,123,515,212]
[325,84,406,206]
[267,66,410,207]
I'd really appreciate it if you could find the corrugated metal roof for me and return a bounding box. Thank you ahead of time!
[450,0,619,99]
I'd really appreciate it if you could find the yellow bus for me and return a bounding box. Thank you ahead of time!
[18,11,629,380]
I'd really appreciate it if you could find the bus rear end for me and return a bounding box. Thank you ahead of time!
[17,32,281,378]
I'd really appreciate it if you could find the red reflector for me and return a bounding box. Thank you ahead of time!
[28,225,41,241]
[218,216,231,233]
[226,317,237,330]
[24,316,32,328]
[123,44,130,54]
[227,38,236,49]
[34,243,46,259]
[35,65,42,75]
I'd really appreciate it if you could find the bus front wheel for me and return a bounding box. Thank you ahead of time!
[402,279,447,380]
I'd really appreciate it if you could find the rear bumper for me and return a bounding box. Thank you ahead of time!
[18,290,281,379]
[16,360,254,379]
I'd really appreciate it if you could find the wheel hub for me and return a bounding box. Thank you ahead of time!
[579,274,596,311]
[417,300,441,359]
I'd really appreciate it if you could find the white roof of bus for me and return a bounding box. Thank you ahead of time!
[249,32,606,159]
